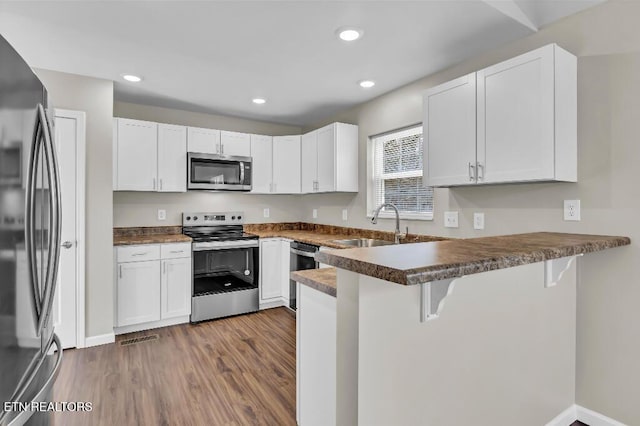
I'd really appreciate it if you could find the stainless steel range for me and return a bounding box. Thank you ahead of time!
[183,212,259,322]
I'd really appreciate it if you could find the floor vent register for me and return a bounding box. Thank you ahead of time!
[119,334,159,346]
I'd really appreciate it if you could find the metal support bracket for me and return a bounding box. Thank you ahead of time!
[420,278,458,322]
[544,254,582,288]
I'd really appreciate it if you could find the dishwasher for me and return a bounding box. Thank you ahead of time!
[289,241,319,311]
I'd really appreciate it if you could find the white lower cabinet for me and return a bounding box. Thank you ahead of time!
[297,283,337,426]
[115,243,192,333]
[259,238,291,309]
[161,257,191,319]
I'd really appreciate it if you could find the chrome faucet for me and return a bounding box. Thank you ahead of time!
[371,203,406,244]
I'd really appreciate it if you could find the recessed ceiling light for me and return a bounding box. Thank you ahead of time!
[359,80,375,88]
[336,27,363,42]
[121,74,142,83]
[252,98,266,105]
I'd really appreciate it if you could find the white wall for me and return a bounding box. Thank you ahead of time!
[308,1,640,423]
[35,69,114,339]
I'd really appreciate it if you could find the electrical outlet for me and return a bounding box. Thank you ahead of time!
[157,209,166,221]
[263,208,270,218]
[444,211,459,228]
[342,209,348,221]
[312,209,318,219]
[473,212,485,230]
[564,200,581,221]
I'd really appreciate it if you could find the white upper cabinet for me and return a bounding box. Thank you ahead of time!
[300,130,318,193]
[301,123,358,193]
[423,44,576,187]
[221,131,251,157]
[423,73,477,186]
[250,134,273,194]
[157,124,187,192]
[187,126,220,154]
[114,118,158,191]
[272,135,301,194]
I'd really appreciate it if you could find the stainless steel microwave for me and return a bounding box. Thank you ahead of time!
[187,152,252,191]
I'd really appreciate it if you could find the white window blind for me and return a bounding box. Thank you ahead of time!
[371,125,433,219]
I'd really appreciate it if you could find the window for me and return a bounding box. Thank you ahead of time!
[369,125,433,220]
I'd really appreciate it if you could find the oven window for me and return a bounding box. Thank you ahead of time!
[191,159,241,185]
[193,248,256,296]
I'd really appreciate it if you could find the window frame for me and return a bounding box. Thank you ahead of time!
[367,124,434,221]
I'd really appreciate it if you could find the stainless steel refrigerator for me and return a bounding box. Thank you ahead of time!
[0,34,63,426]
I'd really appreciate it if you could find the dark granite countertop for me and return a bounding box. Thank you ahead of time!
[291,268,337,297]
[113,226,192,246]
[315,232,631,286]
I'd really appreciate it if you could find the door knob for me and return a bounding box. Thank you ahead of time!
[62,241,73,249]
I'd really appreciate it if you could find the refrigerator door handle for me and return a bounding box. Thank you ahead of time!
[37,104,62,338]
[25,107,45,331]
[2,335,63,426]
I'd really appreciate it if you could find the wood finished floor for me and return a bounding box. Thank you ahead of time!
[52,307,296,426]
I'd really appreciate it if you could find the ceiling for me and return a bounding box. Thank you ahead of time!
[0,1,604,126]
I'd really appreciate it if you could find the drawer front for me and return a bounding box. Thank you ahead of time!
[161,243,192,259]
[117,244,161,262]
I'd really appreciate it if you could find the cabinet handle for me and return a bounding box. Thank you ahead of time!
[477,162,484,180]
[221,144,224,154]
[132,252,148,257]
[153,178,157,190]
[468,162,476,181]
[273,183,277,192]
[169,250,183,254]
[163,261,166,275]
[119,265,122,279]
[159,179,163,190]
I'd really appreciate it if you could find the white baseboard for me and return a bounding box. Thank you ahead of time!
[547,404,626,426]
[84,332,115,348]
[546,405,577,426]
[577,405,627,426]
[259,298,286,310]
[114,315,189,335]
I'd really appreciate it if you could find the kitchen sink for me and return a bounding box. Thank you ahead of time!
[331,238,394,248]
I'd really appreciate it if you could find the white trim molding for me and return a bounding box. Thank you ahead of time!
[546,404,627,426]
[85,332,115,348]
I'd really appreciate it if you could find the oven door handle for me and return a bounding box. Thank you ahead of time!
[290,248,317,258]
[193,241,259,251]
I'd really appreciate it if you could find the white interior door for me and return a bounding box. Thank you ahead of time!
[52,109,85,349]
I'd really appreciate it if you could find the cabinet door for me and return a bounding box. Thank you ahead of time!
[221,131,251,157]
[115,118,158,191]
[272,135,301,194]
[116,260,161,327]
[423,73,477,187]
[157,124,187,192]
[187,127,220,154]
[260,239,282,302]
[316,124,336,192]
[250,134,273,193]
[300,131,317,193]
[477,44,555,183]
[161,257,192,319]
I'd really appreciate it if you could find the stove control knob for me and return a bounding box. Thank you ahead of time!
[193,216,198,221]
[231,216,236,220]
[185,216,191,221]
[238,215,242,220]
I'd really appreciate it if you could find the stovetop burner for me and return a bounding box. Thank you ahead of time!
[182,211,257,243]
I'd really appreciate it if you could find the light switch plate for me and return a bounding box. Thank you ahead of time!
[263,208,270,218]
[564,200,580,221]
[473,212,485,230]
[342,209,348,221]
[444,211,459,228]
[312,209,318,219]
[157,209,166,221]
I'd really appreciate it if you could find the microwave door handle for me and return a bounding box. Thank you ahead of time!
[37,105,62,337]
[239,162,245,184]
